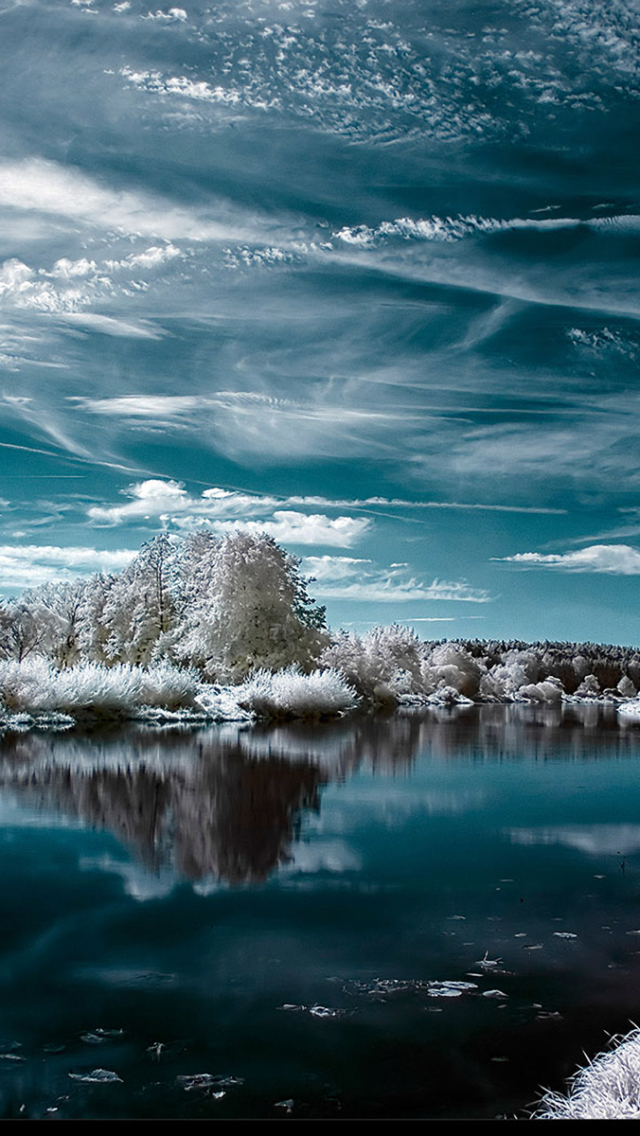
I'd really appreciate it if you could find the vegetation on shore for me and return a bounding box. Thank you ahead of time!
[1,531,639,727]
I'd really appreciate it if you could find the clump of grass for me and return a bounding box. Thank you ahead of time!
[531,1027,640,1120]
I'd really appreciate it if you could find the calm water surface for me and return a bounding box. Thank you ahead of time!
[2,705,640,1119]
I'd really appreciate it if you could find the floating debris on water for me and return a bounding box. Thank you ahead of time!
[275,1099,295,1113]
[309,1005,348,1019]
[342,978,429,999]
[176,1073,243,1093]
[427,981,478,998]
[522,943,543,950]
[476,953,503,970]
[553,932,577,940]
[69,1069,122,1083]
[176,1074,219,1092]
[482,989,508,999]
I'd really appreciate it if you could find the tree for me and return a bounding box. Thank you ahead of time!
[101,535,180,666]
[173,530,329,680]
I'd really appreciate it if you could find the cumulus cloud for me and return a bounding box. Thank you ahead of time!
[87,480,370,546]
[301,555,490,603]
[0,545,136,591]
[493,544,640,575]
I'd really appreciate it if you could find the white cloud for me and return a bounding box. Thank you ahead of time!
[301,554,490,603]
[0,159,254,243]
[87,481,370,547]
[0,545,136,591]
[493,544,640,575]
[334,212,640,249]
[334,213,586,247]
[61,314,167,339]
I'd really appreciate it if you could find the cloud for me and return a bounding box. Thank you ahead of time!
[301,555,490,603]
[0,159,255,243]
[507,826,640,856]
[0,545,136,592]
[214,512,370,548]
[73,391,410,461]
[334,213,588,247]
[87,480,370,547]
[61,314,167,339]
[493,544,640,575]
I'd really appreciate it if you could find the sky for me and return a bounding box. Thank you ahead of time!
[0,0,639,643]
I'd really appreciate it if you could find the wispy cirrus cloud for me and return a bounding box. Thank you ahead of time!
[0,158,258,243]
[301,555,491,603]
[493,544,640,575]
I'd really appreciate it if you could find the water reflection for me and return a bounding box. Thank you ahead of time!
[0,704,636,887]
[0,706,639,1119]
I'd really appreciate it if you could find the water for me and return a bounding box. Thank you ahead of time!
[1,705,640,1118]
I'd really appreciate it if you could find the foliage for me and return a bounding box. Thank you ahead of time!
[236,665,358,720]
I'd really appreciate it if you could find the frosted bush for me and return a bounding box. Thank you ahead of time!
[0,658,201,716]
[137,662,200,709]
[320,625,423,702]
[516,677,564,704]
[422,644,484,699]
[618,675,637,698]
[236,666,358,719]
[532,1027,640,1119]
[574,673,601,698]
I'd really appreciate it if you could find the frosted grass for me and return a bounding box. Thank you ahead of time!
[0,658,358,727]
[532,1027,640,1120]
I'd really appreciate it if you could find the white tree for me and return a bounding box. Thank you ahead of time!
[101,535,181,666]
[174,530,329,680]
[10,579,87,667]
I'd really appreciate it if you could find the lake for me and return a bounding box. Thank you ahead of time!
[1,703,640,1119]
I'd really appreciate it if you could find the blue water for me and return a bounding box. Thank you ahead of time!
[1,706,640,1118]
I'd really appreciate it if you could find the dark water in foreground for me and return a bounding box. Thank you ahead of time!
[2,705,640,1119]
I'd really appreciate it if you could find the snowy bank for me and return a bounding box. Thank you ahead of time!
[531,1027,640,1120]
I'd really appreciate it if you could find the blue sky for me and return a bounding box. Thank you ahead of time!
[0,0,639,642]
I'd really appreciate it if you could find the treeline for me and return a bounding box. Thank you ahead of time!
[1,531,639,708]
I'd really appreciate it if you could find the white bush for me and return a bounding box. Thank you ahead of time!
[0,657,200,716]
[319,625,423,702]
[532,1027,640,1120]
[236,666,358,719]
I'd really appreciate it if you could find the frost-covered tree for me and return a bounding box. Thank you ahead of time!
[75,573,117,664]
[101,535,181,666]
[10,580,87,667]
[174,531,329,680]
